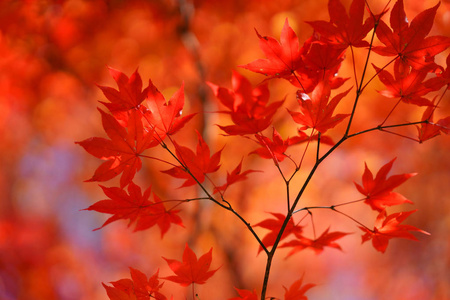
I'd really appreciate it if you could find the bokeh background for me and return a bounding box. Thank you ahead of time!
[0,0,449,299]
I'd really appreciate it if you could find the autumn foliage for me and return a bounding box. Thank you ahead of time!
[1,0,449,299]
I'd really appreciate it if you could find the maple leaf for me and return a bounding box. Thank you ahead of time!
[307,0,373,48]
[163,244,219,287]
[288,81,351,133]
[254,213,303,253]
[360,209,430,253]
[302,40,346,75]
[103,268,167,300]
[161,131,222,187]
[239,18,304,79]
[84,182,183,236]
[283,277,315,300]
[416,102,450,142]
[144,80,195,138]
[229,288,258,300]
[354,158,416,212]
[284,35,349,93]
[373,64,437,106]
[208,71,284,135]
[372,0,450,73]
[213,159,260,194]
[281,228,351,257]
[250,128,308,164]
[98,67,149,119]
[424,52,450,91]
[76,109,157,188]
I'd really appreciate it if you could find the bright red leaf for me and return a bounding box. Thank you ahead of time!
[307,0,373,48]
[76,109,157,188]
[213,159,260,194]
[254,213,303,253]
[373,64,437,106]
[372,0,450,73]
[84,182,183,236]
[281,228,350,257]
[208,71,284,135]
[283,277,315,300]
[229,288,258,300]
[162,131,222,188]
[288,81,351,133]
[354,158,416,212]
[144,80,195,138]
[416,102,450,142]
[98,67,149,121]
[103,268,167,300]
[239,18,304,79]
[250,128,308,165]
[360,209,430,253]
[163,244,218,287]
[425,52,450,91]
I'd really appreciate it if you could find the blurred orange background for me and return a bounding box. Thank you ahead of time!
[0,0,449,299]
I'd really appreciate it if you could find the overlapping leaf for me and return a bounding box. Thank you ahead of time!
[163,244,218,287]
[254,213,303,253]
[239,18,304,79]
[283,277,315,300]
[354,158,415,211]
[229,288,258,300]
[76,109,157,187]
[250,128,309,164]
[162,131,222,187]
[360,209,430,253]
[103,268,167,300]
[84,182,183,236]
[213,160,259,194]
[208,71,284,135]
[307,0,373,48]
[373,64,437,106]
[144,81,195,138]
[372,0,450,73]
[288,81,351,133]
[281,228,350,257]
[417,103,450,142]
[98,67,149,123]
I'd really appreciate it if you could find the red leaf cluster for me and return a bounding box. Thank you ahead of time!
[84,182,183,237]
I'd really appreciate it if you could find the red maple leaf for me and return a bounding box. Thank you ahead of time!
[425,52,450,91]
[163,244,219,287]
[208,71,284,135]
[239,18,304,79]
[98,67,149,120]
[360,209,430,253]
[213,159,260,194]
[302,40,346,76]
[229,288,258,300]
[103,268,167,300]
[372,0,450,73]
[285,35,349,93]
[84,182,183,236]
[76,109,157,188]
[281,228,350,257]
[162,131,222,188]
[373,64,437,106]
[144,80,195,139]
[254,213,303,253]
[283,277,315,300]
[288,81,351,133]
[307,0,373,48]
[354,158,416,212]
[417,103,450,142]
[250,128,308,164]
